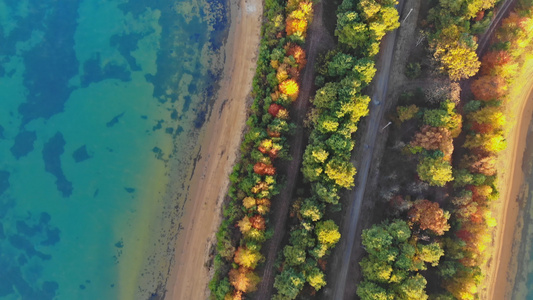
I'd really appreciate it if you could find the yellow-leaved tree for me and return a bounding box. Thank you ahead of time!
[234,246,262,269]
[279,79,299,100]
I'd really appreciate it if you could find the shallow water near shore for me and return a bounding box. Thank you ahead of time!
[0,0,228,299]
[510,91,533,300]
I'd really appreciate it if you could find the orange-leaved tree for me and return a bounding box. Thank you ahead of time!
[229,267,260,293]
[253,162,276,176]
[408,199,450,235]
[286,44,307,70]
[410,125,453,161]
[470,75,507,101]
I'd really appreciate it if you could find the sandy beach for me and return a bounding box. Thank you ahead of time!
[482,58,533,299]
[163,0,262,298]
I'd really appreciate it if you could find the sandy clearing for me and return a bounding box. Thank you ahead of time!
[163,0,262,298]
[482,59,533,300]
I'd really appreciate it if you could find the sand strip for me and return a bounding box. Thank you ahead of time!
[163,0,262,298]
[483,59,533,300]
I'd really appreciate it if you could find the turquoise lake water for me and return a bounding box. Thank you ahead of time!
[0,0,228,299]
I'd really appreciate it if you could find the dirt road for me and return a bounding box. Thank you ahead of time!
[328,1,407,298]
[254,2,334,298]
[477,0,517,55]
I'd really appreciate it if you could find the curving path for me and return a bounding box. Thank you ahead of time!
[477,0,517,55]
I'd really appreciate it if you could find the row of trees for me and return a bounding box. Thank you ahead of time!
[209,0,313,298]
[440,5,533,299]
[273,0,400,298]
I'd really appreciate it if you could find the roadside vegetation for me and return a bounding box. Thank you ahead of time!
[272,0,400,298]
[356,0,533,299]
[208,0,313,298]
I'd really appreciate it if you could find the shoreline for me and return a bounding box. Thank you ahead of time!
[163,0,263,298]
[483,59,533,299]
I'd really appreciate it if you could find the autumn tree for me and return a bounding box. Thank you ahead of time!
[410,125,453,160]
[234,246,263,269]
[444,268,481,300]
[481,50,512,69]
[268,103,283,117]
[315,220,341,248]
[435,42,480,81]
[358,0,382,20]
[353,58,377,85]
[285,1,313,37]
[286,44,307,70]
[470,75,507,101]
[229,268,260,293]
[471,122,494,134]
[300,197,324,221]
[417,156,454,186]
[324,157,356,188]
[432,26,481,81]
[256,198,271,215]
[238,216,252,234]
[335,12,372,51]
[360,255,394,283]
[461,154,497,176]
[417,243,445,266]
[437,0,496,18]
[305,266,327,290]
[469,106,506,129]
[408,199,450,235]
[286,18,308,36]
[249,215,266,230]
[279,79,300,100]
[464,132,506,153]
[254,162,276,176]
[317,114,340,133]
[480,50,517,78]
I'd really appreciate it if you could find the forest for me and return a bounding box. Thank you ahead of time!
[357,0,533,299]
[208,0,533,298]
[208,0,399,297]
